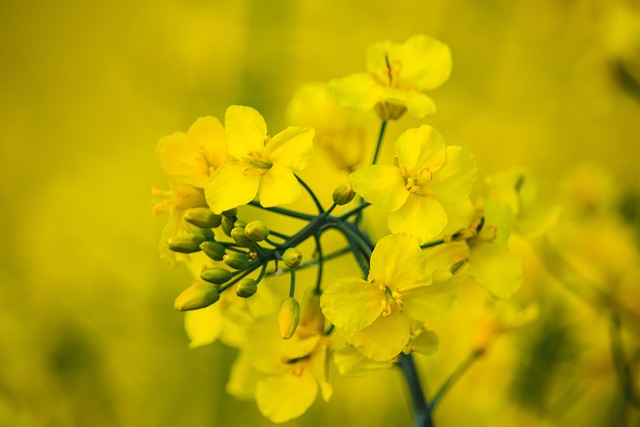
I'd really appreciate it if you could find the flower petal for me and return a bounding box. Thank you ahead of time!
[263,126,314,170]
[342,313,411,361]
[329,73,382,112]
[349,165,408,212]
[387,195,448,243]
[205,162,259,213]
[468,242,522,299]
[255,369,318,423]
[394,125,446,173]
[398,35,452,91]
[401,270,458,322]
[430,146,477,202]
[258,163,300,207]
[369,233,427,288]
[225,105,267,159]
[187,116,228,170]
[184,304,223,349]
[320,277,381,331]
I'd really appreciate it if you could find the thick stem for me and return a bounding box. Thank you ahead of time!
[398,353,433,427]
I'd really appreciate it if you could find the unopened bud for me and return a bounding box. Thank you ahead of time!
[223,252,250,270]
[174,280,220,311]
[168,234,205,253]
[181,218,214,240]
[244,220,270,242]
[184,207,222,228]
[200,267,233,284]
[282,248,302,268]
[278,297,300,339]
[222,208,237,218]
[234,220,247,228]
[332,183,356,205]
[374,102,407,121]
[235,278,258,298]
[200,241,225,261]
[221,216,235,236]
[231,227,253,247]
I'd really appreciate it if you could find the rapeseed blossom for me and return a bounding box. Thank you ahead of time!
[205,106,314,213]
[320,233,458,361]
[350,125,476,243]
[330,34,452,119]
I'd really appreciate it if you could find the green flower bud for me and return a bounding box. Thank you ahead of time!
[374,101,407,121]
[231,227,253,247]
[235,278,258,298]
[222,208,237,218]
[200,267,233,284]
[278,297,300,339]
[184,207,222,228]
[168,234,206,253]
[174,280,220,311]
[223,252,250,270]
[244,220,270,242]
[282,247,302,268]
[221,216,235,237]
[332,183,356,205]
[234,220,247,228]
[200,241,225,261]
[181,218,214,240]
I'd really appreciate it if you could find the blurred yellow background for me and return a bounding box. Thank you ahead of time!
[1,0,639,426]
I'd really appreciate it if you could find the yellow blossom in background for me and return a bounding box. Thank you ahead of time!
[350,125,476,243]
[320,233,458,361]
[205,105,315,213]
[329,34,452,119]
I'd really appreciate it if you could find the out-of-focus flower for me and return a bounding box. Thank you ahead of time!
[329,34,452,120]
[350,125,476,243]
[205,105,314,213]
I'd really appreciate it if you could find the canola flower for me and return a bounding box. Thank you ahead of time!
[350,124,476,243]
[205,105,314,213]
[330,34,452,120]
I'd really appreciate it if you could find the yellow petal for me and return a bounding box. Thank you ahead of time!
[255,370,318,423]
[263,126,314,170]
[469,242,522,299]
[369,233,428,288]
[205,162,259,213]
[320,277,381,331]
[329,73,382,111]
[333,346,394,376]
[398,34,452,90]
[226,352,262,400]
[258,163,300,207]
[394,125,446,173]
[343,313,411,361]
[184,304,223,349]
[187,116,227,169]
[401,270,458,322]
[430,146,477,202]
[225,105,267,159]
[349,165,408,212]
[387,195,448,243]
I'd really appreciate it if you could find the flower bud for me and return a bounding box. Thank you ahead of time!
[235,278,258,298]
[244,220,270,242]
[221,216,235,236]
[374,102,407,121]
[223,252,250,270]
[231,227,253,247]
[200,241,225,261]
[222,208,237,218]
[174,280,220,311]
[282,248,302,268]
[234,220,247,228]
[181,218,214,240]
[168,234,205,253]
[184,207,222,228]
[332,183,355,205]
[200,267,233,284]
[278,297,300,339]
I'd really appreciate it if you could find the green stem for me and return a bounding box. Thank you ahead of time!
[420,239,446,249]
[289,268,296,297]
[371,120,388,165]
[338,202,371,220]
[295,174,324,213]
[248,200,314,220]
[609,311,640,408]
[430,350,482,410]
[398,353,433,427]
[314,234,324,293]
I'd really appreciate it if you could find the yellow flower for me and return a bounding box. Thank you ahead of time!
[329,34,452,119]
[205,105,314,213]
[320,233,458,361]
[350,125,476,243]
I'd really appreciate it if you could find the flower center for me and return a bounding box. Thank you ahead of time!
[379,284,403,317]
[242,150,273,176]
[399,163,434,196]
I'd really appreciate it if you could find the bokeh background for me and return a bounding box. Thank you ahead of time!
[1,0,640,426]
